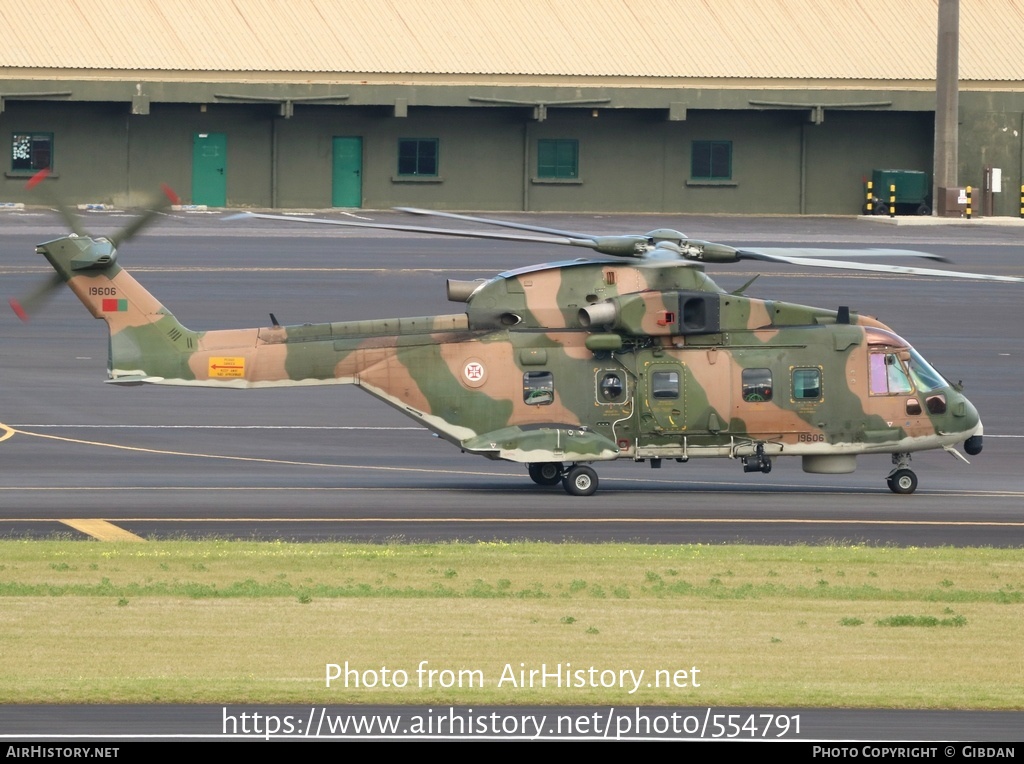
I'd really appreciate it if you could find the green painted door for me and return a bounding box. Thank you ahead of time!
[332,137,362,207]
[192,133,227,206]
[641,359,688,434]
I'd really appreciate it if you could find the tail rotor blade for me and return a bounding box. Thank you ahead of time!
[159,183,181,205]
[24,168,50,191]
[108,206,163,247]
[25,169,88,238]
[9,273,64,322]
[108,184,179,247]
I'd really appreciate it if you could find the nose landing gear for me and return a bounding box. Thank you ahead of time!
[886,453,918,494]
[562,465,598,496]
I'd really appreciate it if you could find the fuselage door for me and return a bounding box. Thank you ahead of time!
[640,359,687,434]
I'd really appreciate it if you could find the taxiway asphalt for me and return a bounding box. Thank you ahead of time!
[1,210,1022,544]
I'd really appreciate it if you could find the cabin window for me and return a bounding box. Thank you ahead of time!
[651,370,679,399]
[397,138,438,176]
[869,353,913,395]
[792,368,822,400]
[537,139,578,179]
[742,368,773,402]
[691,140,731,180]
[523,371,554,405]
[12,133,52,172]
[599,371,625,403]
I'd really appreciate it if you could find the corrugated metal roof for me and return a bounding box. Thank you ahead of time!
[0,0,1021,82]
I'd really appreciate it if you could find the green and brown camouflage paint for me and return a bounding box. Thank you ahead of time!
[35,234,983,489]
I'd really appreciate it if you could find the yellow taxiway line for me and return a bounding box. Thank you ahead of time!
[59,519,146,542]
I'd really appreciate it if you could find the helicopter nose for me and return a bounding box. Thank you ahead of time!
[964,418,984,455]
[947,392,983,454]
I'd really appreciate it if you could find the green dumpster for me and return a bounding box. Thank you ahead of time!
[866,169,931,215]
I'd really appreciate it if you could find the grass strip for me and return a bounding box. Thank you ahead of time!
[0,540,1020,708]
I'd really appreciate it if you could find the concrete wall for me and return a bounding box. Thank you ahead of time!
[804,111,934,214]
[0,98,940,214]
[958,94,1024,217]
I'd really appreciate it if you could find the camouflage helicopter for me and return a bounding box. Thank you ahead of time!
[12,175,1020,496]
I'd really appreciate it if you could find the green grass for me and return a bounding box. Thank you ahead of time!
[0,540,1021,708]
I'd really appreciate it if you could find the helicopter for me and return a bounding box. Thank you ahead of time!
[10,173,1020,496]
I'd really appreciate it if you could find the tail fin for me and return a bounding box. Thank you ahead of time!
[37,235,198,383]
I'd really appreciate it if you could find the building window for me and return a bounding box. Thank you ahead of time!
[537,139,578,179]
[12,133,52,172]
[397,139,438,177]
[691,140,731,180]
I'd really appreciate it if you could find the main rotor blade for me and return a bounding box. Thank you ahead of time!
[395,207,599,240]
[226,211,604,250]
[743,247,951,263]
[397,208,671,257]
[231,212,658,257]
[737,249,1023,283]
[235,211,1010,275]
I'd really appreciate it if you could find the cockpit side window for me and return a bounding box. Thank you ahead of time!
[869,353,913,395]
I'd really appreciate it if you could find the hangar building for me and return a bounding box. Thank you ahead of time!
[2,0,1022,213]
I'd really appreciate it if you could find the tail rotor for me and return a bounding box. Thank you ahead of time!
[10,171,179,321]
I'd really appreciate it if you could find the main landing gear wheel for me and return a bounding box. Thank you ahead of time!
[887,469,918,495]
[562,465,598,496]
[528,462,563,486]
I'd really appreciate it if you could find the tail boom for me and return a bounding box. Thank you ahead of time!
[37,234,477,394]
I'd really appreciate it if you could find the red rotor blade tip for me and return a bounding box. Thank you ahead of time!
[25,168,51,190]
[160,183,180,205]
[9,298,29,322]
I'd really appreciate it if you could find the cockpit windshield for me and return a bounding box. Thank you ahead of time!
[906,347,947,392]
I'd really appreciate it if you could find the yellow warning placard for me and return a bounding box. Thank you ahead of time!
[209,356,246,378]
